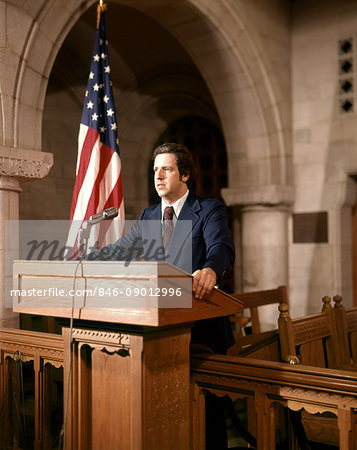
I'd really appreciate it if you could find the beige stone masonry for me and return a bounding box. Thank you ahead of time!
[0,146,53,328]
[0,147,53,183]
[222,185,294,207]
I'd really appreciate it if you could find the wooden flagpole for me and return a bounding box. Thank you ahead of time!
[97,0,107,29]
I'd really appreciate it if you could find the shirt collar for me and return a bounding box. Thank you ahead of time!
[161,189,189,220]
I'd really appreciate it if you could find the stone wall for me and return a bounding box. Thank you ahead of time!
[290,0,357,315]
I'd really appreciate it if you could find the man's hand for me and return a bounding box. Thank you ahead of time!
[192,267,217,299]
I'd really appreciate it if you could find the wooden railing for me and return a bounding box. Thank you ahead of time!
[192,296,357,449]
[191,353,357,450]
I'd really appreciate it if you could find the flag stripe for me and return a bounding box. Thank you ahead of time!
[103,169,123,210]
[70,126,99,219]
[71,132,102,220]
[83,143,113,220]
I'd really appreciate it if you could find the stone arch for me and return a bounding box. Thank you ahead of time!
[112,0,290,191]
[7,1,88,150]
[12,0,290,193]
[116,67,221,217]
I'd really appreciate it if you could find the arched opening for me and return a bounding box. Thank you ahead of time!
[23,3,221,221]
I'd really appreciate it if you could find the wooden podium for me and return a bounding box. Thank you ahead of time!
[12,261,243,450]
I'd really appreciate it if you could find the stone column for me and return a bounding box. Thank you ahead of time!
[241,206,289,291]
[0,147,53,328]
[222,186,294,330]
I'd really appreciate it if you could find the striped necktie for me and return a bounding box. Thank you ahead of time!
[162,206,174,256]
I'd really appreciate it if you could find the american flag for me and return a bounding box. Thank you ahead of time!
[68,9,124,253]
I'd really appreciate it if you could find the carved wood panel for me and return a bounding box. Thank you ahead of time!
[0,329,64,450]
[293,314,332,346]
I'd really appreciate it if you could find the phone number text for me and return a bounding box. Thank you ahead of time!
[97,287,182,297]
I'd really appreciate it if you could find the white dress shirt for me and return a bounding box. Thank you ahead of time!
[161,189,189,226]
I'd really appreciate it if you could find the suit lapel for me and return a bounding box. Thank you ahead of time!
[145,203,161,221]
[176,193,201,227]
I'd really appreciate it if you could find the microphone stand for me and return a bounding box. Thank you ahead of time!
[77,208,118,260]
[76,207,118,260]
[78,221,93,260]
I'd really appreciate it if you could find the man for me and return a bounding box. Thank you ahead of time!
[89,142,235,354]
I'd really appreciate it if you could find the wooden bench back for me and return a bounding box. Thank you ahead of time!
[345,303,357,360]
[278,296,346,369]
[231,285,288,334]
[329,294,357,368]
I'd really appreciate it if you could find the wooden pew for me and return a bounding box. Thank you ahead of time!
[277,296,357,447]
[192,296,357,449]
[230,285,288,335]
[278,296,353,370]
[191,354,357,450]
[230,329,281,361]
[228,286,288,357]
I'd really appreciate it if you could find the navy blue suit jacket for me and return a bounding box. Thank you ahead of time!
[140,192,234,278]
[89,192,235,353]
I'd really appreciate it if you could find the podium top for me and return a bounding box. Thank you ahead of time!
[12,260,243,327]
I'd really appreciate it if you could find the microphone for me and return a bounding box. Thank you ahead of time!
[89,207,118,224]
[75,207,118,260]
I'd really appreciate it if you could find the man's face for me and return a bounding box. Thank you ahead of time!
[153,153,189,204]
